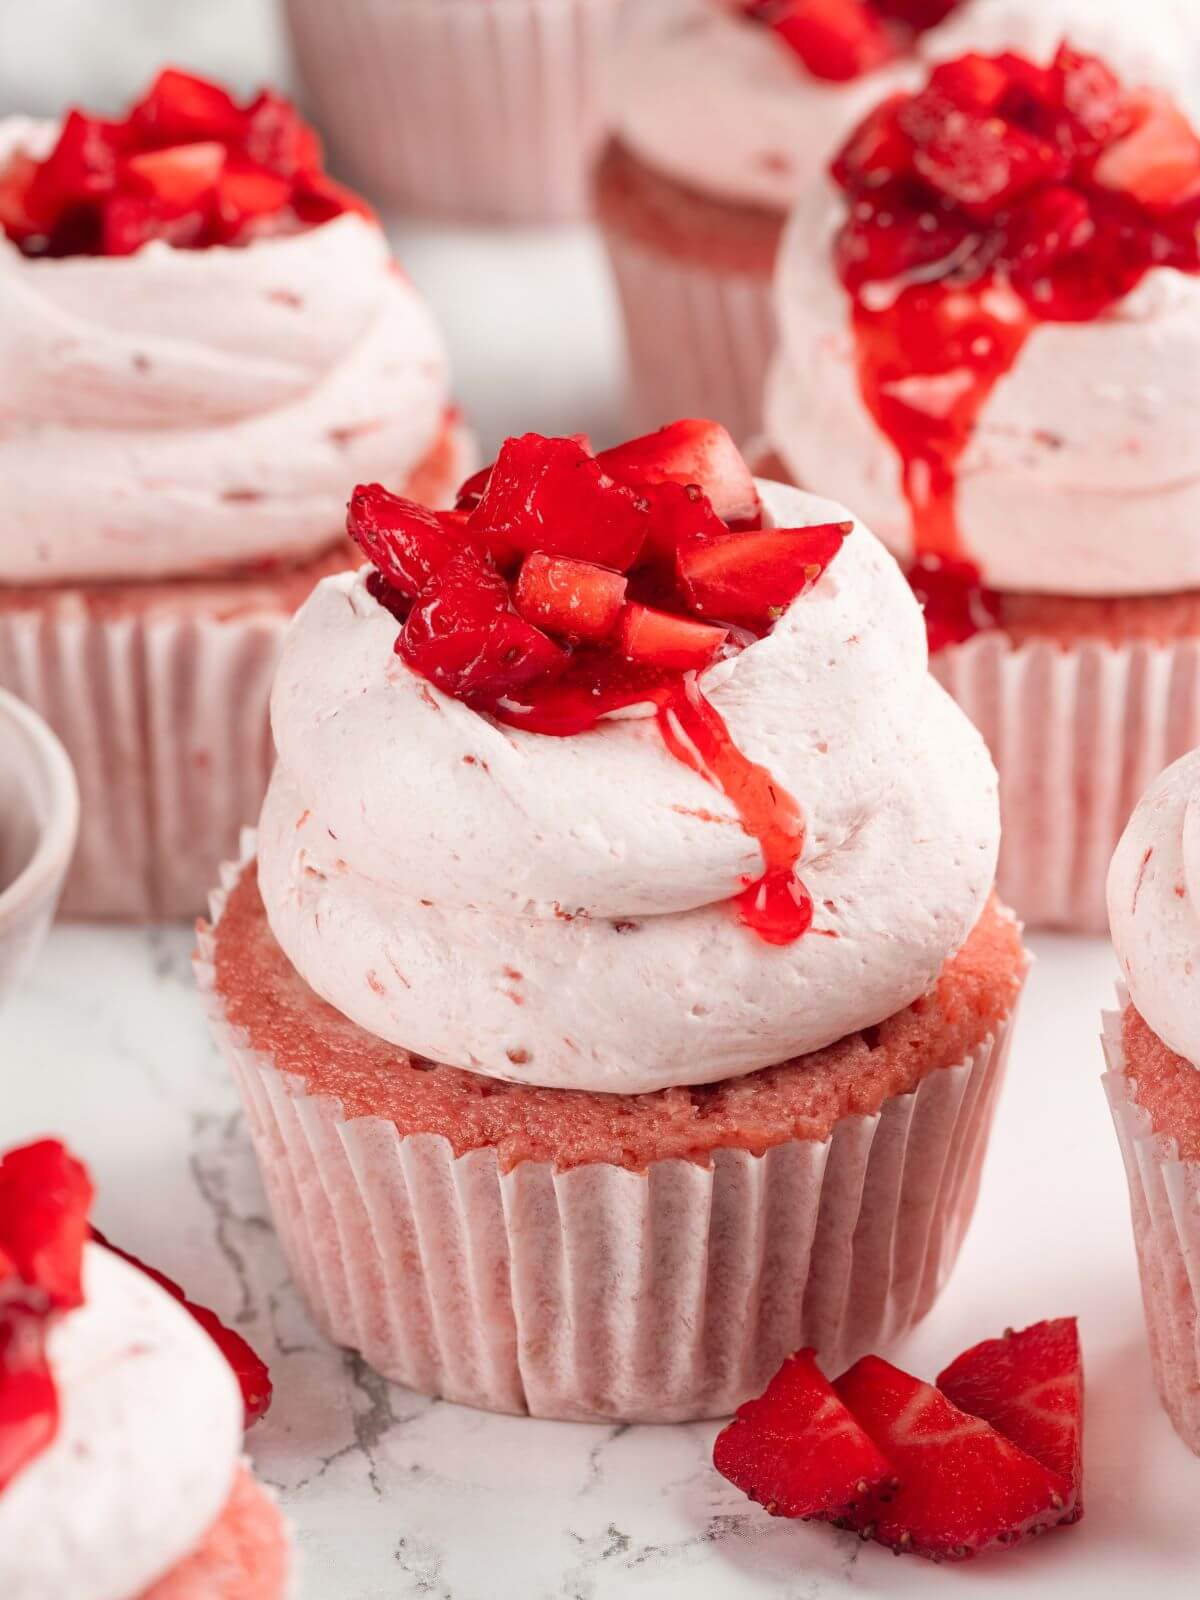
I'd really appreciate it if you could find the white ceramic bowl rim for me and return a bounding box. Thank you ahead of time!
[0,689,79,925]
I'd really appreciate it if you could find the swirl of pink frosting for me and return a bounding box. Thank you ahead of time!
[0,118,456,586]
[1109,749,1200,1066]
[257,480,1000,1094]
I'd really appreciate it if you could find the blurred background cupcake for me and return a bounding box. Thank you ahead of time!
[0,68,471,921]
[598,0,1199,448]
[281,0,626,223]
[767,38,1200,931]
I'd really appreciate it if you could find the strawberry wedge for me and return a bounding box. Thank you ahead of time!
[677,523,851,629]
[597,419,762,528]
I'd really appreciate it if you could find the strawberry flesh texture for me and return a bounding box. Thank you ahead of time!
[678,523,850,630]
[347,484,466,598]
[619,604,728,672]
[713,1349,894,1520]
[1,68,360,258]
[938,1319,1083,1524]
[91,1229,272,1429]
[514,553,627,643]
[832,1356,1072,1560]
[742,0,964,83]
[596,419,762,529]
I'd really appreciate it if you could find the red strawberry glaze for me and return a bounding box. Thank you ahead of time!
[0,68,369,259]
[0,1141,91,1493]
[740,0,965,85]
[830,48,1200,638]
[347,423,848,948]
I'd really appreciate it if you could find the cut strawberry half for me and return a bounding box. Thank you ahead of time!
[399,547,565,701]
[597,419,762,529]
[125,142,226,212]
[713,1349,895,1520]
[347,484,466,598]
[469,435,650,571]
[677,522,851,629]
[619,604,728,672]
[832,1356,1073,1560]
[938,1319,1083,1524]
[514,553,628,643]
[91,1229,272,1429]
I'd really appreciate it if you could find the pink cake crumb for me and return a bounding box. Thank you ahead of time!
[210,865,1024,1173]
[1120,1003,1200,1162]
[139,1468,289,1600]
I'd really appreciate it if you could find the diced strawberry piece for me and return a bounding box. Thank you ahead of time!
[399,547,565,701]
[469,435,649,571]
[833,197,980,290]
[243,90,322,179]
[514,553,628,643]
[125,142,226,212]
[130,68,245,147]
[28,111,124,221]
[938,1319,1084,1524]
[1052,46,1132,156]
[214,157,293,239]
[596,420,762,529]
[768,0,895,84]
[619,603,728,672]
[91,1229,272,1429]
[713,1349,895,1520]
[831,97,913,191]
[347,484,465,597]
[832,1356,1073,1560]
[926,54,1012,115]
[677,522,850,628]
[101,193,209,256]
[637,480,730,568]
[904,102,1067,219]
[1094,92,1200,210]
[1007,185,1093,278]
[0,1141,92,1312]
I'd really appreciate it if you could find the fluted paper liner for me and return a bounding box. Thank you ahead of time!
[934,633,1200,934]
[1103,1000,1200,1454]
[0,606,285,919]
[601,225,777,450]
[284,0,618,223]
[198,834,1017,1422]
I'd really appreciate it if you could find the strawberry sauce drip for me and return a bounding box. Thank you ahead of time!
[658,675,813,945]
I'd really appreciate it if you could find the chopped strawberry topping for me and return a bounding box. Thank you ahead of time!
[714,1349,894,1519]
[739,0,964,84]
[715,1322,1084,1563]
[0,68,368,258]
[91,1230,272,1429]
[938,1318,1084,1523]
[349,424,848,947]
[0,1141,92,1493]
[829,46,1200,630]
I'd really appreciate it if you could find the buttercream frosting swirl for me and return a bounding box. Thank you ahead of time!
[0,118,455,586]
[1109,748,1200,1066]
[0,1244,243,1600]
[257,480,1000,1094]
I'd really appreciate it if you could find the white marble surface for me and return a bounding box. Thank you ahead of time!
[3,925,1199,1598]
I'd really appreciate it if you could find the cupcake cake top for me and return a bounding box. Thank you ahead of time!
[0,70,458,587]
[608,0,1197,212]
[0,1138,261,1598]
[769,41,1200,615]
[1109,749,1200,1067]
[258,422,999,1094]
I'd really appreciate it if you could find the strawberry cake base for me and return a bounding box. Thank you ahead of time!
[140,1467,290,1600]
[0,421,469,921]
[595,141,783,448]
[197,840,1026,1423]
[750,450,1200,934]
[1103,1002,1200,1456]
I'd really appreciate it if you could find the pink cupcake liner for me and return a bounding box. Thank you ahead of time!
[601,227,777,447]
[197,836,1018,1422]
[284,0,620,223]
[933,633,1200,934]
[0,606,285,920]
[1102,1002,1200,1455]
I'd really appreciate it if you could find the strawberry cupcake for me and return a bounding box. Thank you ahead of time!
[1104,749,1200,1455]
[283,0,623,222]
[598,0,1196,445]
[767,44,1200,931]
[0,69,471,920]
[198,420,1025,1422]
[0,1138,290,1597]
